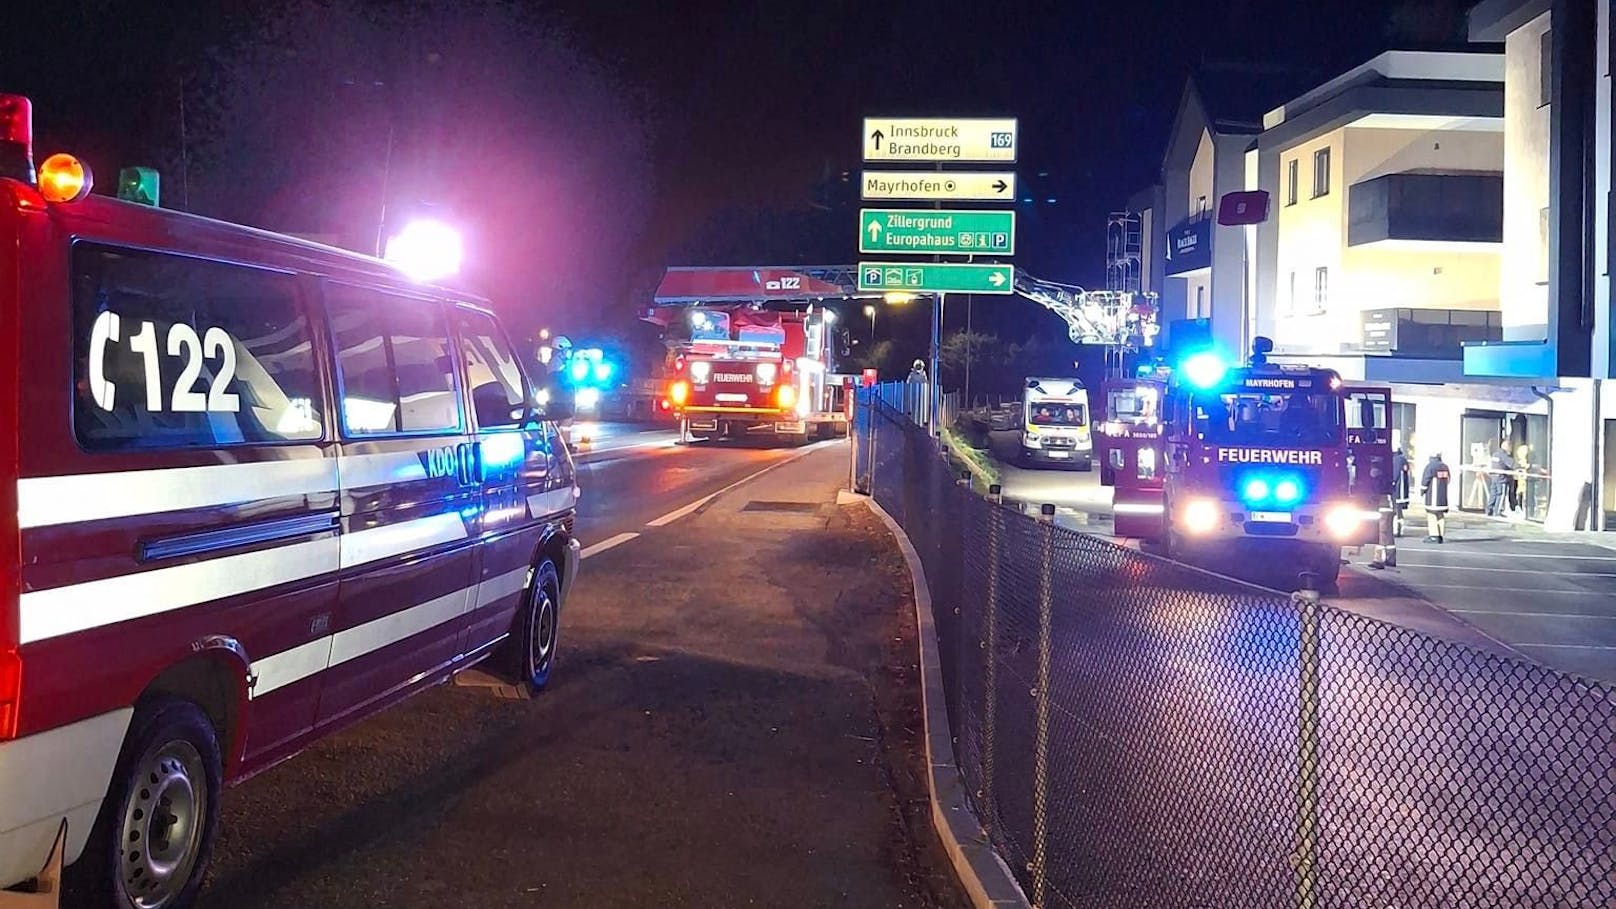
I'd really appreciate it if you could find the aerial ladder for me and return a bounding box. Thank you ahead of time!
[1011,269,1160,376]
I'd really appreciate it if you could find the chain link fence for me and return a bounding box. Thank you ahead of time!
[853,391,1616,909]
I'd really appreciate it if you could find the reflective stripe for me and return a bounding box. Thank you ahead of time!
[337,450,430,489]
[525,486,577,520]
[339,513,467,569]
[250,574,519,698]
[17,459,338,529]
[474,566,530,610]
[251,636,333,697]
[328,586,470,666]
[18,538,340,645]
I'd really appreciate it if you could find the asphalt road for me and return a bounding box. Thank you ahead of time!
[972,429,1616,682]
[191,433,963,908]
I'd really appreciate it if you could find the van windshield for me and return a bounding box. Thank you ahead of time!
[1028,403,1086,426]
[1194,391,1340,445]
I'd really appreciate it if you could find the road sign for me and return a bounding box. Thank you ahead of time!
[861,171,1016,202]
[863,117,1018,163]
[859,208,1015,254]
[858,262,1014,295]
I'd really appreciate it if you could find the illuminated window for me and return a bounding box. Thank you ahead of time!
[1286,159,1298,206]
[1312,148,1331,198]
[1314,267,1329,308]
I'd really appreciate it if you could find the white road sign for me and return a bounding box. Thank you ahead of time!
[861,171,1017,202]
[862,117,1018,163]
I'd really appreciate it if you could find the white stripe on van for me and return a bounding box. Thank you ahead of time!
[339,512,468,569]
[17,459,340,529]
[526,486,578,520]
[250,564,531,698]
[18,537,341,645]
[337,450,432,489]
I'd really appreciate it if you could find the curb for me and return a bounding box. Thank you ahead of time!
[862,495,1031,909]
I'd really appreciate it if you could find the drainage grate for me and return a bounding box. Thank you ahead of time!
[742,501,821,513]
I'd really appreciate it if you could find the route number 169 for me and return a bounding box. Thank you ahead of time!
[88,310,241,414]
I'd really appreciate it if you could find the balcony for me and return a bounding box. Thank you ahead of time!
[1361,307,1502,358]
[1347,172,1503,249]
[1165,212,1211,276]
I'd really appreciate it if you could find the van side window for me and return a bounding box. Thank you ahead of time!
[71,243,324,450]
[454,308,529,430]
[327,285,463,436]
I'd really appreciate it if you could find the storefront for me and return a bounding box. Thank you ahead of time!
[1456,409,1550,520]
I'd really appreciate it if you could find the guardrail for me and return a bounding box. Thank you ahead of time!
[853,391,1615,909]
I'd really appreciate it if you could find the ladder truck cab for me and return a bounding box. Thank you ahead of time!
[1099,341,1393,588]
[1019,377,1093,470]
[644,267,853,445]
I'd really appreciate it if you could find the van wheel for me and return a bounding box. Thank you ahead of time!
[515,559,562,690]
[79,697,221,909]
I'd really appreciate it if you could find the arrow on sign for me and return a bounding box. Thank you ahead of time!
[866,219,882,241]
[870,129,884,150]
[988,271,1007,288]
[992,179,1008,193]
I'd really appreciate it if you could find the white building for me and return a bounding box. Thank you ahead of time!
[1463,0,1612,529]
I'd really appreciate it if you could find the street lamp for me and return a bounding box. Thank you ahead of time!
[883,292,917,305]
[864,303,877,335]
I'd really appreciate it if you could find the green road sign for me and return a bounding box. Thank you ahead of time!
[859,208,1016,254]
[858,262,1014,295]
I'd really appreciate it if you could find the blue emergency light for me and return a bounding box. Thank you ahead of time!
[1181,351,1227,390]
[1240,474,1306,507]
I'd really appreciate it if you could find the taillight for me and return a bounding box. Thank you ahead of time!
[776,384,797,410]
[0,650,18,740]
[669,380,690,406]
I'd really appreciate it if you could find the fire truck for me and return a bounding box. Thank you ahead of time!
[644,267,854,444]
[1098,341,1392,588]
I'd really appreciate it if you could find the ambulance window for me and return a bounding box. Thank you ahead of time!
[327,285,462,436]
[72,244,324,450]
[453,309,528,430]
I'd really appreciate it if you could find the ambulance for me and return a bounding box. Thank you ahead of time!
[1019,377,1093,470]
[0,95,580,907]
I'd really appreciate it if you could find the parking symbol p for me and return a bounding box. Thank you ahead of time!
[864,267,882,285]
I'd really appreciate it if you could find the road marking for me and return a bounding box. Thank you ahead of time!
[1399,549,1616,561]
[1393,561,1616,577]
[581,532,640,559]
[1415,584,1616,594]
[645,439,841,527]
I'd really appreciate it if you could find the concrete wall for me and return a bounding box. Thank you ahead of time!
[1501,11,1553,340]
[1344,127,1505,183]
[1210,133,1253,351]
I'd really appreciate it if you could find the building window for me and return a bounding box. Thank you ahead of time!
[1195,285,1207,318]
[1287,270,1297,314]
[1313,267,1329,308]
[1540,30,1553,107]
[1312,148,1331,198]
[1286,159,1298,206]
[1196,195,1208,218]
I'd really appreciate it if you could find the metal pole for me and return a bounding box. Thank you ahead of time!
[1030,502,1056,907]
[980,486,1003,822]
[931,293,945,437]
[1293,576,1322,909]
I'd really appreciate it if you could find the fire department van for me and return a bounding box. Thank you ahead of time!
[0,96,580,907]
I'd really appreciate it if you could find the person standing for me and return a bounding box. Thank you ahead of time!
[1391,447,1413,537]
[1486,441,1515,516]
[1421,452,1452,543]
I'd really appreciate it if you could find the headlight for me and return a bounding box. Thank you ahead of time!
[1023,432,1040,446]
[669,380,690,406]
[535,387,551,406]
[776,384,797,409]
[575,387,601,409]
[756,362,777,384]
[1324,504,1365,539]
[689,360,711,383]
[1181,498,1220,534]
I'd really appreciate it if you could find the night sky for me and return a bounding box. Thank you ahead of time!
[1,0,1465,352]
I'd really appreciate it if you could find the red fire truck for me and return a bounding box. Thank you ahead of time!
[0,95,580,905]
[1099,343,1392,587]
[644,267,853,444]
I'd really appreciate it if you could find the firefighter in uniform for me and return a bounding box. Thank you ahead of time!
[1420,452,1452,543]
[1391,447,1412,537]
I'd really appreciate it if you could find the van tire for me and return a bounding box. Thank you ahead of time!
[512,559,562,690]
[74,697,221,909]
